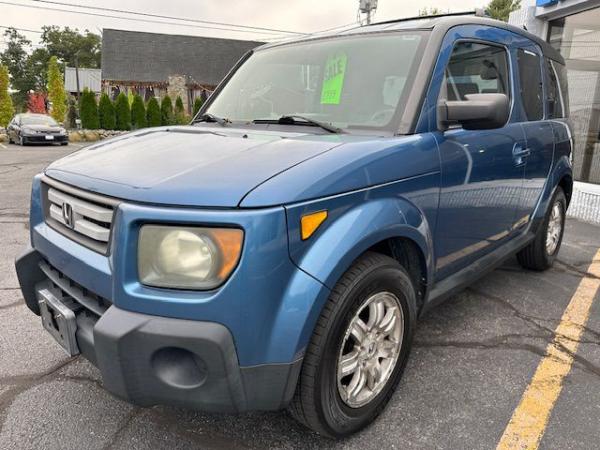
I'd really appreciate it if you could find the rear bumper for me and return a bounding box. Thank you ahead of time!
[15,247,302,412]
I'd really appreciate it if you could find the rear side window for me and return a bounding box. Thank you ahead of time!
[444,41,510,101]
[517,49,543,121]
[551,60,569,118]
[545,57,564,118]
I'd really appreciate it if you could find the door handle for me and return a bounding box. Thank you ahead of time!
[513,145,531,158]
[513,144,530,166]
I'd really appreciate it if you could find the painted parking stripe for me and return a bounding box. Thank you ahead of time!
[0,143,7,149]
[497,248,600,450]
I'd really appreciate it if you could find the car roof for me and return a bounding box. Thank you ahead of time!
[259,15,564,64]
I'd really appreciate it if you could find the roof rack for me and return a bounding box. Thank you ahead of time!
[369,9,488,27]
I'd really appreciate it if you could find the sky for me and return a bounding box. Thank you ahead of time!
[0,0,489,49]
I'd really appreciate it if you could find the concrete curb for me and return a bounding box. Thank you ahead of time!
[568,182,600,225]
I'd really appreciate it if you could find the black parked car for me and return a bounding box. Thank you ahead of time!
[7,114,68,146]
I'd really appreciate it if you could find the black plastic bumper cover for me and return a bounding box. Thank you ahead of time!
[15,247,302,412]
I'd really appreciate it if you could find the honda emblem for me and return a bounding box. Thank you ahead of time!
[62,203,74,229]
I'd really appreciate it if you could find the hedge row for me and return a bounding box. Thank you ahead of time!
[79,89,195,131]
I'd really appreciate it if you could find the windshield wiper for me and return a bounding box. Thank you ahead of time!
[192,113,231,126]
[253,115,343,134]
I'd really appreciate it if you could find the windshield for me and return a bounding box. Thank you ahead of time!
[205,32,428,132]
[21,115,58,126]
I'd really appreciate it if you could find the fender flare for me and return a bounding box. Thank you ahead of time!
[273,196,435,360]
[529,155,573,234]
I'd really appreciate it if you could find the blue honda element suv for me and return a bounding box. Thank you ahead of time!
[16,15,573,437]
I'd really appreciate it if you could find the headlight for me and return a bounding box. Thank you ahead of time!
[138,225,244,290]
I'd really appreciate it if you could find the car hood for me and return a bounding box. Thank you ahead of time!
[45,126,345,207]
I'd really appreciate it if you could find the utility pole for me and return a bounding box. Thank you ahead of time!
[359,0,378,24]
[74,51,81,101]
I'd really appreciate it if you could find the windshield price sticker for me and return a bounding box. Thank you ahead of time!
[320,53,347,105]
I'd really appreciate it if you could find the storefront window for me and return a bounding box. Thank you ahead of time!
[549,8,600,184]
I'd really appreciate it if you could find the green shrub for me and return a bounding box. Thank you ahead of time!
[131,94,147,129]
[174,96,189,125]
[160,95,173,126]
[192,96,203,118]
[115,92,131,131]
[67,96,78,129]
[79,89,100,129]
[146,97,161,127]
[98,93,116,130]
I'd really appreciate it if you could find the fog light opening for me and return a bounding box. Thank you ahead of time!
[151,347,208,389]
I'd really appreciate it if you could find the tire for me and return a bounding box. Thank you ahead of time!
[7,134,13,144]
[61,142,68,146]
[517,187,566,271]
[288,252,417,438]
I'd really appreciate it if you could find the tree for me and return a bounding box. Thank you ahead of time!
[161,95,174,126]
[486,0,521,22]
[174,96,188,125]
[192,97,203,118]
[0,65,14,128]
[47,56,67,123]
[26,48,51,93]
[131,94,147,129]
[0,28,35,110]
[79,88,99,129]
[419,7,442,16]
[114,92,131,131]
[98,93,116,130]
[27,92,46,114]
[40,26,101,68]
[146,97,161,127]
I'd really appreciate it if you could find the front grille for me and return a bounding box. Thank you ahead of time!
[42,176,119,254]
[39,260,111,317]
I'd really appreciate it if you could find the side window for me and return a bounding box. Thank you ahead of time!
[551,60,569,118]
[517,49,543,121]
[444,41,510,102]
[545,57,563,119]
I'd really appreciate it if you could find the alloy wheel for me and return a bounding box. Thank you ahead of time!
[546,200,564,256]
[336,291,404,408]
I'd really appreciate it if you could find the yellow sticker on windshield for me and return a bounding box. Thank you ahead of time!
[320,53,347,105]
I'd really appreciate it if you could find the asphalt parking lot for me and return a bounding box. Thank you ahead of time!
[0,142,599,449]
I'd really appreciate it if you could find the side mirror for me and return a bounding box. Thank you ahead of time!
[439,93,509,130]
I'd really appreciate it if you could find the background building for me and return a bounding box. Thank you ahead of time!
[101,29,263,113]
[510,0,600,186]
[64,67,101,97]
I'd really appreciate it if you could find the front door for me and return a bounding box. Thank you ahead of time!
[429,33,527,280]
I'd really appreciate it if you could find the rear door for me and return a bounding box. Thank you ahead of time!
[429,29,528,280]
[513,46,555,228]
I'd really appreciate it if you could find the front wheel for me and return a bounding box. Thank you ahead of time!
[289,252,416,438]
[517,187,566,271]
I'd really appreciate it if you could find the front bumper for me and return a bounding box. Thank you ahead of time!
[22,134,68,144]
[15,248,302,412]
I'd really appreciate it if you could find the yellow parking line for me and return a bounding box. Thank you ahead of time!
[497,248,600,450]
